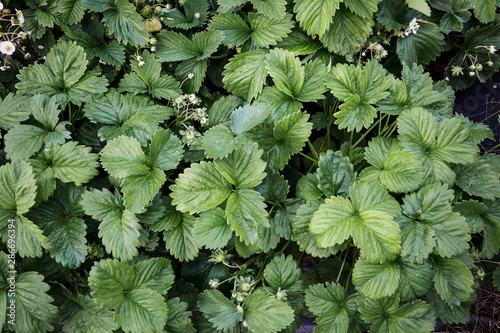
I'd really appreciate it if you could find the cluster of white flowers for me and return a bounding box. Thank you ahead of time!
[362,42,388,59]
[451,45,497,77]
[397,18,420,38]
[135,55,145,66]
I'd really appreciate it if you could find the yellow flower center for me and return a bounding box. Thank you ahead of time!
[5,45,11,51]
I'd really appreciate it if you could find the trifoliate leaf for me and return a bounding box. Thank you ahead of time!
[208,13,251,47]
[202,124,242,159]
[101,0,150,46]
[166,298,192,333]
[472,0,495,23]
[453,200,488,233]
[164,213,200,261]
[344,0,379,18]
[170,161,232,213]
[398,258,433,300]
[16,41,108,106]
[223,49,269,101]
[437,0,472,33]
[51,142,99,186]
[311,181,401,263]
[265,48,304,98]
[296,173,323,203]
[378,63,454,118]
[326,60,391,131]
[296,61,328,102]
[208,95,244,127]
[214,142,266,189]
[0,161,37,215]
[193,207,232,249]
[132,257,175,294]
[352,258,400,298]
[163,0,209,30]
[397,22,445,66]
[371,299,436,333]
[248,13,294,48]
[119,51,181,100]
[231,103,272,135]
[226,189,269,244]
[149,129,183,171]
[0,93,30,131]
[454,114,494,144]
[250,0,286,18]
[293,0,340,37]
[398,107,477,185]
[198,289,243,330]
[29,200,87,268]
[244,294,294,333]
[5,272,59,332]
[358,293,400,324]
[317,150,356,198]
[81,188,141,261]
[454,160,500,200]
[264,254,302,293]
[62,295,117,333]
[89,258,136,309]
[433,257,474,307]
[293,201,342,258]
[304,282,347,316]
[320,6,373,56]
[84,90,173,146]
[115,288,168,333]
[360,137,424,193]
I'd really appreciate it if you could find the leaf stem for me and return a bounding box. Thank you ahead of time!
[299,151,317,163]
[352,114,386,149]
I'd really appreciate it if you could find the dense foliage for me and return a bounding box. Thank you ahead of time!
[1,0,500,332]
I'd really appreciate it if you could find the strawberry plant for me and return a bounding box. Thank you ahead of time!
[1,0,500,332]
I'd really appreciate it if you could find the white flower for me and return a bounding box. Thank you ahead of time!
[0,41,15,55]
[408,18,420,35]
[0,2,4,11]
[194,12,200,19]
[487,60,494,66]
[187,72,195,79]
[16,10,24,24]
[489,45,497,54]
[150,46,156,52]
[138,60,145,66]
[189,93,196,101]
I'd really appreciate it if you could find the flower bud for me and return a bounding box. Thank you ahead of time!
[145,18,162,32]
[141,6,153,16]
[154,6,162,14]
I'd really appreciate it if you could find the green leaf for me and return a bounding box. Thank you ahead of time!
[454,160,500,200]
[472,0,495,23]
[433,257,474,307]
[6,272,59,332]
[358,295,400,324]
[156,31,199,61]
[373,299,436,332]
[296,61,328,102]
[170,161,232,213]
[250,0,286,18]
[198,289,243,330]
[427,290,475,325]
[0,93,30,131]
[31,93,63,130]
[1,214,50,258]
[208,13,251,47]
[406,0,431,15]
[192,30,225,61]
[163,0,209,30]
[293,0,341,37]
[61,0,85,24]
[51,142,99,185]
[315,308,349,333]
[16,41,108,106]
[223,49,269,101]
[438,0,472,33]
[149,129,184,171]
[30,201,87,269]
[202,125,243,159]
[352,258,400,298]
[100,136,149,178]
[296,173,323,202]
[249,13,294,48]
[226,189,269,244]
[115,288,168,333]
[304,282,347,315]
[344,0,379,18]
[275,30,322,56]
[320,6,373,56]
[360,137,424,193]
[175,58,208,94]
[81,189,141,261]
[166,298,192,333]
[326,60,391,131]
[477,199,500,259]
[264,254,302,293]
[493,265,500,290]
[214,142,266,188]
[121,170,166,214]
[310,181,401,263]
[317,150,356,198]
[244,293,294,333]
[164,213,201,261]
[398,107,478,185]
[63,295,117,333]
[0,161,37,215]
[453,200,488,233]
[193,207,232,249]
[265,48,304,98]
[208,94,244,127]
[5,124,51,160]
[231,103,271,135]
[119,51,181,100]
[132,257,175,294]
[398,258,433,300]
[102,0,150,46]
[293,201,342,258]
[396,22,445,65]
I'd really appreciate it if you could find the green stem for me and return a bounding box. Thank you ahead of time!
[351,114,387,149]
[307,139,319,161]
[336,250,349,284]
[299,151,318,163]
[487,143,500,154]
